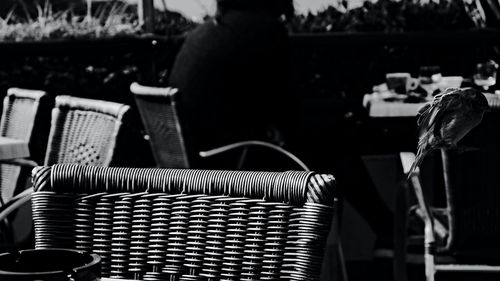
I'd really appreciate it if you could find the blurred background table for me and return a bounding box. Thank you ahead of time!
[364,91,500,118]
[0,137,29,161]
[363,95,424,117]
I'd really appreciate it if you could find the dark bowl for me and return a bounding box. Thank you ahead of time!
[0,248,101,281]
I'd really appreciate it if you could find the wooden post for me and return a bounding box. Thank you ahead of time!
[138,0,155,33]
[86,0,92,21]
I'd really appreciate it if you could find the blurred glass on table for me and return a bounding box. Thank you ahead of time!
[386,72,418,94]
[438,76,464,91]
[418,65,442,97]
[473,59,498,91]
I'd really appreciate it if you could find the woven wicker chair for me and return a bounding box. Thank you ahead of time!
[130,82,310,171]
[0,88,51,248]
[394,103,500,281]
[0,96,131,234]
[44,95,130,166]
[30,164,337,281]
[0,88,50,205]
[130,83,190,168]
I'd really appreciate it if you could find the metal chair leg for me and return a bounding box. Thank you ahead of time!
[338,239,349,281]
[394,179,409,281]
[236,147,248,170]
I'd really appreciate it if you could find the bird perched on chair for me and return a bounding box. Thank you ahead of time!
[408,87,489,178]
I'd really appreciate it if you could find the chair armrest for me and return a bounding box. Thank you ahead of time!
[0,188,33,222]
[399,153,432,220]
[199,140,310,171]
[399,152,416,175]
[399,152,437,245]
[414,208,449,240]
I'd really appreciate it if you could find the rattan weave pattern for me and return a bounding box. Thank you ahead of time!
[31,164,337,281]
[0,165,21,204]
[131,83,190,168]
[0,88,46,141]
[0,88,47,203]
[440,114,500,254]
[44,96,130,166]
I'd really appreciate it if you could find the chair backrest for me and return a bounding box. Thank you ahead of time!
[439,107,500,255]
[0,88,49,203]
[130,82,191,168]
[31,164,337,281]
[44,96,130,166]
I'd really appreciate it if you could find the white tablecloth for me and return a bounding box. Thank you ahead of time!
[362,93,426,117]
[0,136,29,160]
[363,92,500,118]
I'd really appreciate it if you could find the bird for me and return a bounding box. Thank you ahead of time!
[407,87,490,178]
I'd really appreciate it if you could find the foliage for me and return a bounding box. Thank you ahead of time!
[0,0,487,42]
[151,9,198,36]
[0,2,141,41]
[287,0,476,33]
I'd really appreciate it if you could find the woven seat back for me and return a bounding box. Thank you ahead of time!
[131,82,191,168]
[0,88,48,203]
[441,109,500,254]
[44,96,130,166]
[31,164,337,281]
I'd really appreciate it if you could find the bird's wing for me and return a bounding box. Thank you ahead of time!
[409,88,463,178]
[416,103,432,126]
[417,89,461,138]
[410,92,455,177]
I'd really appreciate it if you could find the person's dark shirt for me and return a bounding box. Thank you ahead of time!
[169,10,291,157]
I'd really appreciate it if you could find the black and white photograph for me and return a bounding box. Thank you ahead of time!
[1,0,500,280]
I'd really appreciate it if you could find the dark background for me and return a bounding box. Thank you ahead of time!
[0,30,499,166]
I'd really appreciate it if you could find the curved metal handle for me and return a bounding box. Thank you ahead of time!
[199,140,310,171]
[0,188,33,222]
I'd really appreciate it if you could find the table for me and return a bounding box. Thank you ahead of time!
[0,136,29,160]
[363,93,424,117]
[0,136,30,221]
[363,92,500,118]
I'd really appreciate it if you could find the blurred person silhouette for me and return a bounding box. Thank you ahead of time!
[168,0,394,253]
[169,0,295,169]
